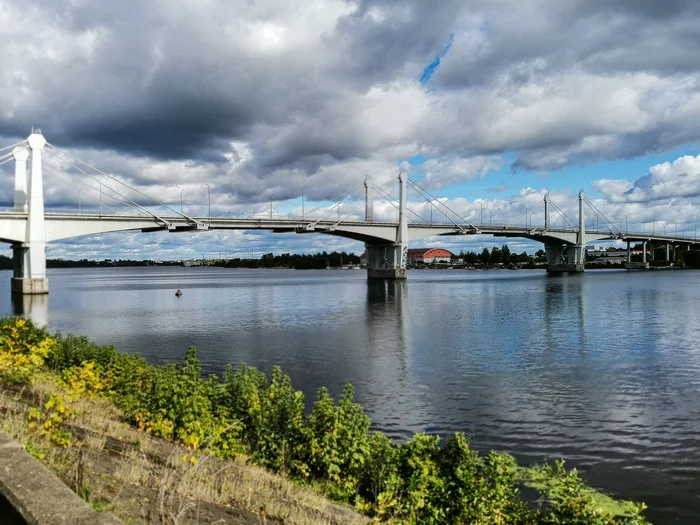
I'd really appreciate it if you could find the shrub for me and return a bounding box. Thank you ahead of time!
[0,317,55,384]
[1,318,652,524]
[222,364,306,473]
[305,384,371,494]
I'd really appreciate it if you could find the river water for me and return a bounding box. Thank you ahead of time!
[1,267,699,523]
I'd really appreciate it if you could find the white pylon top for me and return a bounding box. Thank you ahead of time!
[12,146,29,161]
[27,131,46,150]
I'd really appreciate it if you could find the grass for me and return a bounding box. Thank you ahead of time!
[0,373,369,525]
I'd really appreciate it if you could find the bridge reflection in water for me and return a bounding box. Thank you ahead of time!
[11,293,48,327]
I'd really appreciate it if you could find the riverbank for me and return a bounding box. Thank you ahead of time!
[0,317,651,524]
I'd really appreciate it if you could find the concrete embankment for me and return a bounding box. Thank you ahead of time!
[0,431,122,525]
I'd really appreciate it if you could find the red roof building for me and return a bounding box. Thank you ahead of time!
[407,248,453,264]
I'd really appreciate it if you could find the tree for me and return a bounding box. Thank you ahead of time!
[479,248,490,266]
[501,245,511,263]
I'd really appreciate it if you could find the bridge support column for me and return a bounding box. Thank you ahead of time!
[367,170,408,280]
[544,244,584,273]
[666,243,670,262]
[545,192,586,273]
[366,244,407,279]
[627,241,631,263]
[642,241,647,263]
[11,131,48,295]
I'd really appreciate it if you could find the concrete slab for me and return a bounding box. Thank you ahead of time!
[0,432,122,525]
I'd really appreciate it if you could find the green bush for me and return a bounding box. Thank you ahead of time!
[4,317,651,524]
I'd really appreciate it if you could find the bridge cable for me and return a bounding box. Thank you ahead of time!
[45,144,204,227]
[583,197,623,238]
[43,165,122,215]
[44,155,155,217]
[372,185,420,223]
[372,185,424,224]
[44,147,177,226]
[0,140,28,155]
[331,193,368,226]
[306,186,364,226]
[44,157,148,214]
[545,198,578,230]
[407,179,474,229]
[301,182,365,221]
[407,179,475,230]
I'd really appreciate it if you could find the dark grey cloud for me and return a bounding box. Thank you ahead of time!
[2,0,700,208]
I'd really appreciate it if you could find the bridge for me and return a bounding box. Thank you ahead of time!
[2,130,699,295]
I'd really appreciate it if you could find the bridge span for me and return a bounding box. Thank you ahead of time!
[2,130,699,295]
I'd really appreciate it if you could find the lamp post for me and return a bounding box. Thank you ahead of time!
[489,209,492,226]
[480,203,483,226]
[270,194,274,219]
[299,189,304,220]
[205,184,211,223]
[625,215,628,233]
[78,188,82,213]
[524,206,528,228]
[180,188,184,214]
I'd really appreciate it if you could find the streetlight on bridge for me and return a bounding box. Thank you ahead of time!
[78,188,82,213]
[205,184,211,223]
[180,188,184,214]
[269,194,275,219]
[299,189,304,220]
[523,206,528,228]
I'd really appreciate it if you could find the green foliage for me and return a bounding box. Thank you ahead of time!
[0,317,55,384]
[222,364,306,471]
[5,317,652,524]
[26,393,74,447]
[306,385,371,493]
[524,461,650,524]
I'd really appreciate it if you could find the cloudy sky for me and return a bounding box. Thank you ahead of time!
[2,0,700,260]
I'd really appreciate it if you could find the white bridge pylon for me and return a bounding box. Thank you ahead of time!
[2,130,700,295]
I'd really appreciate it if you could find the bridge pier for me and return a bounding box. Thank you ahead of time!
[366,170,408,280]
[545,244,584,273]
[545,191,586,273]
[11,131,48,295]
[366,244,407,279]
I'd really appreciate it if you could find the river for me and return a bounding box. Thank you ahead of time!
[1,267,699,523]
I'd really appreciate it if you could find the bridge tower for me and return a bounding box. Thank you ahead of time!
[365,170,408,279]
[364,176,373,223]
[545,191,586,273]
[11,130,49,295]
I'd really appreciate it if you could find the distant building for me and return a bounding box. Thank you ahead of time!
[408,248,454,264]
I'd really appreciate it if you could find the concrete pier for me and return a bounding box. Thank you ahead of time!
[366,170,408,280]
[546,191,586,273]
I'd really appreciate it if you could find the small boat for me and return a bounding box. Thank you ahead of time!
[175,289,183,297]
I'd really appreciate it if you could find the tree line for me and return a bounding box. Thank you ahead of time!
[220,251,361,269]
[455,245,547,266]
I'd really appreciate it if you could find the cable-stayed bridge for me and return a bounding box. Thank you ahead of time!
[2,130,699,295]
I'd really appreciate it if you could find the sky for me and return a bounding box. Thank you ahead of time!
[2,0,700,260]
